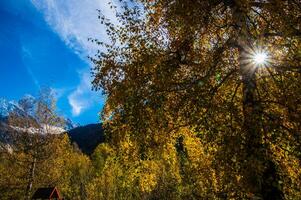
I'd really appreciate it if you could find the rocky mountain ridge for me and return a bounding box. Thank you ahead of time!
[0,96,104,155]
[0,96,78,130]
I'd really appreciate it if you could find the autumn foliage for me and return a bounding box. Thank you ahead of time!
[1,0,300,199]
[90,0,301,199]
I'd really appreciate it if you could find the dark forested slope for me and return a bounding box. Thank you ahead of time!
[67,123,105,155]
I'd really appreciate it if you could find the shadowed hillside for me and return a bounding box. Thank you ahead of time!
[67,123,105,155]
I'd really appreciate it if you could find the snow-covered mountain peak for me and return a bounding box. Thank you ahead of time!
[0,98,24,118]
[0,96,78,131]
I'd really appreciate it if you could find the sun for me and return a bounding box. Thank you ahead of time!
[249,48,270,68]
[240,46,271,74]
[245,47,270,68]
[253,52,268,65]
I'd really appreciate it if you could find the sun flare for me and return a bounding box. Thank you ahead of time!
[253,52,268,65]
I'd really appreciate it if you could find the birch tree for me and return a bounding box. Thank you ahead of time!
[92,0,301,199]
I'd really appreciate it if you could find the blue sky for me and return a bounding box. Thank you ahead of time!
[0,0,116,125]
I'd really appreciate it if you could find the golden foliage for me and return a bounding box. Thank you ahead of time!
[91,0,301,199]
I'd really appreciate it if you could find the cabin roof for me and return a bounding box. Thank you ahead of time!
[32,187,61,199]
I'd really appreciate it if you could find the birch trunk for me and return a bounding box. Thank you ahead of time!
[25,157,36,200]
[232,1,283,199]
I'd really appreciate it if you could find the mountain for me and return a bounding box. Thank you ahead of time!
[64,118,80,131]
[0,96,78,130]
[0,98,26,119]
[67,123,105,155]
[0,121,105,155]
[0,96,104,155]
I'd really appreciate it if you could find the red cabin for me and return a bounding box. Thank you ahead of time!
[31,187,62,200]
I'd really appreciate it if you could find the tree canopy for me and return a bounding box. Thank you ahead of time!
[91,0,301,199]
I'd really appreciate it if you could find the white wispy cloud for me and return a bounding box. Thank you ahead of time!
[68,71,91,116]
[31,0,118,55]
[31,0,117,116]
[67,70,104,117]
[21,45,40,88]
